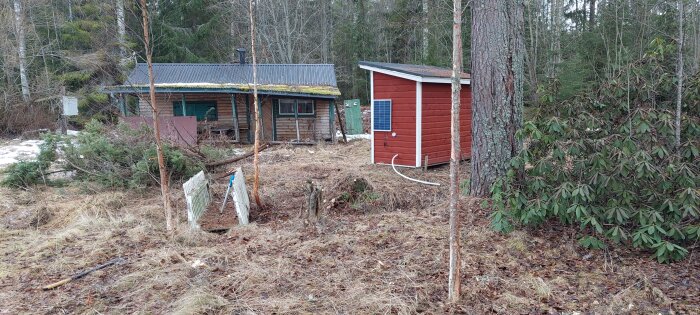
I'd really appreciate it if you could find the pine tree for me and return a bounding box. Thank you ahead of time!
[470,0,525,197]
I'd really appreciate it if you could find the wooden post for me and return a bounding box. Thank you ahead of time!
[181,94,187,116]
[117,93,127,116]
[272,100,277,141]
[329,99,336,143]
[294,99,301,141]
[60,87,67,135]
[334,101,347,143]
[246,94,252,143]
[301,180,322,224]
[232,94,240,142]
[259,96,265,140]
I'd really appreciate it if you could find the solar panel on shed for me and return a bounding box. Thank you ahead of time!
[373,100,391,131]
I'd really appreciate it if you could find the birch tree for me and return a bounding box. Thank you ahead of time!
[12,0,30,102]
[470,0,525,197]
[249,0,263,208]
[116,0,128,64]
[140,0,174,231]
[447,0,462,303]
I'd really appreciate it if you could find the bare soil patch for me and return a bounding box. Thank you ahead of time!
[0,140,698,314]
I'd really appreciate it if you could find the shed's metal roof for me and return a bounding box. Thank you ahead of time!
[358,61,470,79]
[125,63,338,86]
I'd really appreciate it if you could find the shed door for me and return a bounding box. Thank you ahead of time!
[344,99,363,135]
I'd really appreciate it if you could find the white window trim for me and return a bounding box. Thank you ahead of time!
[415,82,422,167]
[372,99,392,132]
[370,71,374,163]
[278,99,314,116]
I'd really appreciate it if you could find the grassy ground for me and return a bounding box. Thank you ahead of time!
[1,140,698,314]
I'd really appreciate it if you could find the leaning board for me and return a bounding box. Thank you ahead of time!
[183,171,211,229]
[231,167,250,225]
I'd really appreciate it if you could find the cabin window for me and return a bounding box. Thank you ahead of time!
[172,101,218,121]
[373,99,392,131]
[278,99,315,116]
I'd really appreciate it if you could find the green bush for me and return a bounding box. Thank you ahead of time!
[1,134,59,188]
[60,71,93,90]
[491,40,700,263]
[63,120,203,189]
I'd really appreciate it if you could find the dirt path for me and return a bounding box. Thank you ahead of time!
[0,141,697,314]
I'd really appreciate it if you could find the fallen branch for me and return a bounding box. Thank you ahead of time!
[169,141,207,160]
[42,257,125,290]
[206,142,272,168]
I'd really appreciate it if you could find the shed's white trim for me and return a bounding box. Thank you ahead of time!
[415,82,422,167]
[359,64,471,85]
[370,71,375,164]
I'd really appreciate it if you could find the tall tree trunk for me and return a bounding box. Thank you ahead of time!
[692,0,699,73]
[589,0,596,30]
[422,0,429,62]
[525,0,539,106]
[549,0,562,79]
[470,0,525,197]
[321,0,330,63]
[13,0,30,102]
[676,0,684,151]
[249,0,263,208]
[116,0,127,65]
[447,0,462,303]
[140,0,174,232]
[68,0,73,21]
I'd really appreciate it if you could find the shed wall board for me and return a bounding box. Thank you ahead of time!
[372,72,416,166]
[420,83,472,165]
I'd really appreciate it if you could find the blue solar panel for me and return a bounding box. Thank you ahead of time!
[373,100,392,131]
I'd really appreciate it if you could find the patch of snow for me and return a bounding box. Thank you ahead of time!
[0,139,43,169]
[336,131,372,141]
[66,130,80,136]
[232,148,246,156]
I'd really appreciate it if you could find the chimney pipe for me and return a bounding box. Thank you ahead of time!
[236,48,246,64]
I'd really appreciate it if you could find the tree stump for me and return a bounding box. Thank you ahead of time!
[301,180,323,224]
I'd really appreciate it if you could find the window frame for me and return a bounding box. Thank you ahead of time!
[172,100,218,122]
[277,99,315,117]
[373,99,392,131]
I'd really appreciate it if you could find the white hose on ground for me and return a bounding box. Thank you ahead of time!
[391,154,441,186]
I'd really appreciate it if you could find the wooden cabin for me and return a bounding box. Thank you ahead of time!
[107,57,340,145]
[359,61,472,167]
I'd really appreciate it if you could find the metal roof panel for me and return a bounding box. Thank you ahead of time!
[123,63,338,87]
[358,61,470,79]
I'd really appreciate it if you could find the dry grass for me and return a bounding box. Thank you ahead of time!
[0,140,698,314]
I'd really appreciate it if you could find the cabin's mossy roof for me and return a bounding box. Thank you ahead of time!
[109,63,340,96]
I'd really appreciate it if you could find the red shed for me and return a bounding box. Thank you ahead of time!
[358,61,472,167]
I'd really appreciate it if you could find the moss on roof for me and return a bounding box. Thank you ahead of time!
[113,83,340,96]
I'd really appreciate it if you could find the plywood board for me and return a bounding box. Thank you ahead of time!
[231,167,250,225]
[183,171,211,229]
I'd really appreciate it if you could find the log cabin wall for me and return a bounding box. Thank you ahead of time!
[137,93,235,129]
[136,93,333,143]
[273,99,331,141]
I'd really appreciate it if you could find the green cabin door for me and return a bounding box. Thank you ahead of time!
[343,99,363,135]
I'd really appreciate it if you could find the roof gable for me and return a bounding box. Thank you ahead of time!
[359,61,470,84]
